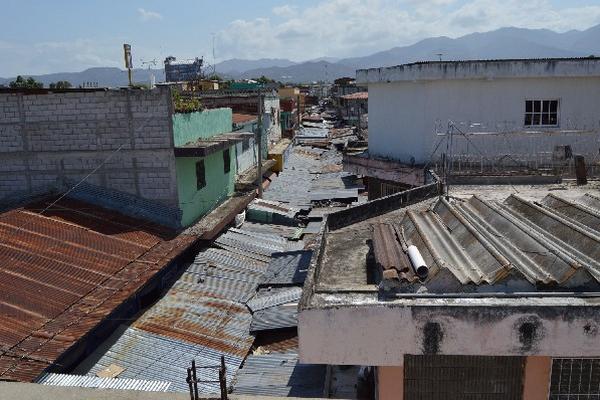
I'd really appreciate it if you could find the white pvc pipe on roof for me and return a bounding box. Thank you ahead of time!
[407,245,429,280]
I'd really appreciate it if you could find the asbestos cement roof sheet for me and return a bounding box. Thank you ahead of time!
[0,197,194,382]
[381,192,600,290]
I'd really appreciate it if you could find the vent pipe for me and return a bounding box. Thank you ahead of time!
[407,245,429,280]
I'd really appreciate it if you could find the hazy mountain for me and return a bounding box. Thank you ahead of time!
[0,67,163,87]
[2,24,600,86]
[337,26,597,69]
[240,61,355,83]
[214,58,296,75]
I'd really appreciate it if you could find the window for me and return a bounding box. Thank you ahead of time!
[242,138,250,152]
[550,358,600,399]
[195,160,205,190]
[525,100,559,127]
[223,148,230,173]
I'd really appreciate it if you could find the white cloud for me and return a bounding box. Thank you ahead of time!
[138,8,163,22]
[216,0,600,61]
[272,5,297,17]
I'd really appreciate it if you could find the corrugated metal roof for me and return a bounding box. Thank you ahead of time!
[261,250,313,286]
[233,352,326,397]
[379,193,600,290]
[247,287,303,313]
[250,304,299,332]
[263,147,360,207]
[37,373,171,392]
[0,197,194,382]
[79,221,305,393]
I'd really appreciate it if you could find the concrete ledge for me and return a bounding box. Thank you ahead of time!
[448,174,562,185]
[0,382,326,400]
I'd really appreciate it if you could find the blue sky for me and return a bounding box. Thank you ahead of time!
[2,0,600,76]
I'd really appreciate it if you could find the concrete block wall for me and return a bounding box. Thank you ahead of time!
[0,87,179,209]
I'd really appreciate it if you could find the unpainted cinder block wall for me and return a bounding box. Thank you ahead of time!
[0,87,179,208]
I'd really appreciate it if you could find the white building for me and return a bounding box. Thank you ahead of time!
[356,58,600,171]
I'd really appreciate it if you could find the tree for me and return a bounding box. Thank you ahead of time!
[49,80,72,89]
[256,75,275,84]
[9,75,43,89]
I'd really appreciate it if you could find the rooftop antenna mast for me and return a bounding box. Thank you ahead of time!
[436,53,443,62]
[140,59,158,88]
[212,33,216,76]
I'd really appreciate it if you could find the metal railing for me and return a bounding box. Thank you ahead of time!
[186,356,228,400]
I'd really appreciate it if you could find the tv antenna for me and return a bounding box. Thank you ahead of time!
[140,58,158,88]
[211,33,216,76]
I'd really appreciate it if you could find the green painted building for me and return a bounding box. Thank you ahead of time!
[172,108,241,227]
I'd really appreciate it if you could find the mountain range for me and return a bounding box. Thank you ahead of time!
[2,24,600,86]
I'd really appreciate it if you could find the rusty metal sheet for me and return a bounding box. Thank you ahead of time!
[0,197,195,382]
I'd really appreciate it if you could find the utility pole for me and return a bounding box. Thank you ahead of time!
[256,89,263,198]
[212,33,217,76]
[296,94,301,133]
[123,44,133,87]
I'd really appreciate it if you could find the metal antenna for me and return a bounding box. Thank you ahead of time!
[140,59,158,88]
[212,33,216,76]
[436,53,443,62]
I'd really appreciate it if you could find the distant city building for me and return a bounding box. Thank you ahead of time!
[164,56,204,83]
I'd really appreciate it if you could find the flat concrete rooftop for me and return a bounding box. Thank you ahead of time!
[303,180,600,310]
[356,57,600,83]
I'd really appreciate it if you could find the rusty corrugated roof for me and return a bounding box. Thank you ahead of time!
[232,113,257,125]
[377,192,600,290]
[0,197,195,382]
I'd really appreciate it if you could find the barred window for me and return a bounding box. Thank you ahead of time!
[550,358,600,399]
[525,100,559,127]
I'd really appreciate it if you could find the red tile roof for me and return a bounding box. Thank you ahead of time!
[0,197,195,382]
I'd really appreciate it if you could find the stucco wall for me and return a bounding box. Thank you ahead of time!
[175,146,236,227]
[299,303,600,366]
[0,87,178,207]
[234,136,258,174]
[263,96,282,144]
[377,366,404,400]
[367,77,600,164]
[172,108,232,146]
